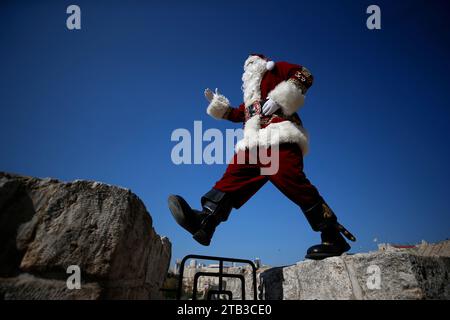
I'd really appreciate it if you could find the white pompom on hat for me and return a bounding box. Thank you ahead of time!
[266,60,275,70]
[249,53,275,70]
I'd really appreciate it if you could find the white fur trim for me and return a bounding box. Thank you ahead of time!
[235,115,261,151]
[268,81,305,116]
[242,56,267,107]
[266,61,275,70]
[206,93,230,120]
[235,115,309,155]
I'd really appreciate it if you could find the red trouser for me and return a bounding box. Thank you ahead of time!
[213,143,323,211]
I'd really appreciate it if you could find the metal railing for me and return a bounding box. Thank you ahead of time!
[176,254,258,300]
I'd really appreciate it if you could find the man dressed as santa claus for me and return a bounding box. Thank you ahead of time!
[168,54,356,260]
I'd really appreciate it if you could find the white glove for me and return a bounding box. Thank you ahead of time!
[204,88,220,103]
[262,98,281,115]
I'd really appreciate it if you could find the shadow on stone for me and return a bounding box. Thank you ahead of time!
[0,180,36,277]
[259,266,285,300]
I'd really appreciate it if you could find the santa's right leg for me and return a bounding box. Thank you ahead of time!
[268,144,356,260]
[302,201,356,259]
[168,189,233,246]
[168,150,267,246]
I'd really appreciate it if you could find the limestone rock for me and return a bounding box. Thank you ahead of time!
[260,240,450,300]
[0,172,171,300]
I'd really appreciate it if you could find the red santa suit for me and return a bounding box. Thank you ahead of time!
[205,54,322,211]
[168,54,355,259]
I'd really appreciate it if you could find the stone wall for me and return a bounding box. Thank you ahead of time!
[0,172,171,299]
[259,241,450,300]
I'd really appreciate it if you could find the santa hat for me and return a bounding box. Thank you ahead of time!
[249,53,275,71]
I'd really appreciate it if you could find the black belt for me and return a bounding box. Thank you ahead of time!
[244,99,303,127]
[245,99,268,120]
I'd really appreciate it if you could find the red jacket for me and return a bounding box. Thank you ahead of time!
[206,56,313,155]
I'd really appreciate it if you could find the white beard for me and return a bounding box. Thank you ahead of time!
[241,56,267,107]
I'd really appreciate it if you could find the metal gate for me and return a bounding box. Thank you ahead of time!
[176,254,258,300]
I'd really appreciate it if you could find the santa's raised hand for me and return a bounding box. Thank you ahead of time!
[204,88,221,102]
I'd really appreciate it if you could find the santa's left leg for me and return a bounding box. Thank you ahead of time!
[268,143,356,260]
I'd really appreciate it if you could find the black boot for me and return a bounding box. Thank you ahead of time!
[303,200,356,260]
[168,189,232,246]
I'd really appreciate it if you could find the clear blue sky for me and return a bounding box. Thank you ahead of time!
[1,0,449,267]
